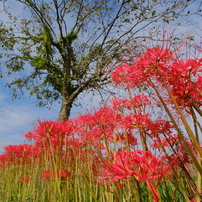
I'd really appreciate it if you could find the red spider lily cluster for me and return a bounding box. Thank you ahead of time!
[112,47,202,111]
[0,46,201,201]
[99,150,172,202]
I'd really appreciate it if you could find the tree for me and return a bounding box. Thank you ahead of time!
[0,0,201,121]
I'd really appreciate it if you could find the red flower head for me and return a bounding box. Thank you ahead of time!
[100,150,172,202]
[20,176,31,183]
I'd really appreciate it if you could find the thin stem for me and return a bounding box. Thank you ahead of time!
[150,79,202,175]
[190,106,202,201]
[135,178,142,202]
[155,69,202,157]
[127,88,148,151]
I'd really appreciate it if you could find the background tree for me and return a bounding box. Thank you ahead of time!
[0,0,201,121]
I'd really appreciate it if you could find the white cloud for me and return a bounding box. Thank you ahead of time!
[0,105,36,132]
[0,103,60,154]
[0,104,33,153]
[0,134,25,154]
[0,83,60,154]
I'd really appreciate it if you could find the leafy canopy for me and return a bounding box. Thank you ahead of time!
[0,0,201,112]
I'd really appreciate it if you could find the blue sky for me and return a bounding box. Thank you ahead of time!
[0,78,101,153]
[0,1,202,154]
[0,0,107,153]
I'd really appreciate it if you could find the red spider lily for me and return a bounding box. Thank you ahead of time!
[116,130,138,146]
[42,169,73,179]
[100,150,172,202]
[146,120,174,138]
[20,176,31,182]
[2,144,39,164]
[111,47,173,88]
[119,112,151,131]
[0,154,8,168]
[76,107,123,142]
[42,170,51,178]
[151,134,180,149]
[153,135,196,165]
[111,47,202,112]
[110,97,132,111]
[24,120,76,149]
[134,47,173,81]
[140,47,173,63]
[168,59,202,109]
[57,169,73,178]
[132,93,151,108]
[111,63,145,88]
[110,93,151,112]
[170,59,202,77]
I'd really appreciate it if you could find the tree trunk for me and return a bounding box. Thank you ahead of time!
[58,96,73,122]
